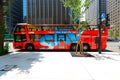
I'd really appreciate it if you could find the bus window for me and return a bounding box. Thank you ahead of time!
[27,24,36,31]
[22,35,27,41]
[57,34,66,41]
[57,26,74,30]
[30,34,35,41]
[14,25,24,32]
[29,34,41,41]
[42,26,49,31]
[35,35,41,41]
[36,27,42,31]
[14,34,26,42]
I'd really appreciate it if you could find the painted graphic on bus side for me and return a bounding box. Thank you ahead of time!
[40,30,83,49]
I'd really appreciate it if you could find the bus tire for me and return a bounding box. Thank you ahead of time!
[25,44,34,51]
[70,43,79,51]
[83,44,90,51]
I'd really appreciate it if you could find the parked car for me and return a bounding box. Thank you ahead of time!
[107,37,115,41]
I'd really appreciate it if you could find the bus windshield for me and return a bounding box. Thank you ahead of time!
[14,25,25,32]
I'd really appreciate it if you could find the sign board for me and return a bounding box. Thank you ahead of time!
[101,13,106,21]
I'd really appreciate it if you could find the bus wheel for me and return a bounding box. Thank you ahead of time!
[26,44,34,51]
[83,44,90,51]
[70,44,79,51]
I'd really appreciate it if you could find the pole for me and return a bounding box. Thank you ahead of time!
[98,0,102,54]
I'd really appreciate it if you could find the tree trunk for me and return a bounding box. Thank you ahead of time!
[0,1,5,55]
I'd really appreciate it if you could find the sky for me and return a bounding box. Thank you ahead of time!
[23,0,26,17]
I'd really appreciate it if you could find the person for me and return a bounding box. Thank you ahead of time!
[41,26,44,31]
[20,28,25,31]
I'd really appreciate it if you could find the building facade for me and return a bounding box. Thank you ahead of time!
[5,0,23,33]
[85,0,106,25]
[107,0,120,30]
[26,0,71,24]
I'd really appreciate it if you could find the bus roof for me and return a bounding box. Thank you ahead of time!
[16,23,97,27]
[17,23,28,25]
[34,24,98,27]
[34,24,79,27]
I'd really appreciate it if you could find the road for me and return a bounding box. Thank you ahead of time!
[0,42,120,80]
[0,51,120,80]
[106,41,120,52]
[8,41,120,53]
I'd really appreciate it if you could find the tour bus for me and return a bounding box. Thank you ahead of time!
[13,23,108,51]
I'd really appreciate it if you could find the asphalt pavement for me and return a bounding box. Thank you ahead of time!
[0,42,120,80]
[106,41,120,52]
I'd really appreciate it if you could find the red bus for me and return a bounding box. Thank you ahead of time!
[13,23,108,51]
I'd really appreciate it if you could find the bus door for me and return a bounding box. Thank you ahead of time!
[57,34,66,49]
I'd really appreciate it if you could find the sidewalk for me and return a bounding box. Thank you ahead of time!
[0,51,120,80]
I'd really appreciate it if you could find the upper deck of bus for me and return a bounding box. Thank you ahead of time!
[14,23,99,31]
[14,23,81,34]
[14,23,107,35]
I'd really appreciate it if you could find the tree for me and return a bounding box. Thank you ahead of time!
[61,0,90,55]
[0,0,12,55]
[109,29,113,38]
[113,28,119,40]
[109,28,119,40]
[76,20,89,29]
[61,0,90,24]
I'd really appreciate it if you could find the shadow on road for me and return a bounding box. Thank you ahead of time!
[102,49,113,52]
[16,49,113,52]
[0,52,45,76]
[17,49,72,52]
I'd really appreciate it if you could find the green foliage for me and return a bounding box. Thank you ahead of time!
[0,42,9,56]
[0,0,14,55]
[61,0,81,10]
[2,0,16,15]
[83,0,90,10]
[113,28,119,40]
[109,29,113,38]
[61,0,81,23]
[4,42,9,53]
[118,46,120,51]
[0,47,3,55]
[61,0,90,23]
[76,21,89,29]
[118,43,120,51]
[109,28,119,40]
[3,6,9,14]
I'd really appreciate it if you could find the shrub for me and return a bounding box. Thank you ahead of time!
[118,44,120,52]
[109,29,113,38]
[0,42,10,56]
[4,42,9,53]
